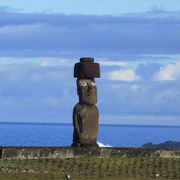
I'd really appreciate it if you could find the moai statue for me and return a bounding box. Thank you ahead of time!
[71,57,100,147]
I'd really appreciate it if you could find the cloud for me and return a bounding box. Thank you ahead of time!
[0,62,76,122]
[153,62,180,80]
[40,59,72,67]
[0,61,180,124]
[0,11,180,58]
[100,114,180,126]
[98,60,127,66]
[0,6,12,12]
[98,80,180,117]
[108,69,140,81]
[136,62,162,80]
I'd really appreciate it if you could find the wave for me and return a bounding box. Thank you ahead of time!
[97,141,112,147]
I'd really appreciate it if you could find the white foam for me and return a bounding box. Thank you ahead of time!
[97,141,112,147]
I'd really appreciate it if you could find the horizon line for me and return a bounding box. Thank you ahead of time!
[0,121,180,128]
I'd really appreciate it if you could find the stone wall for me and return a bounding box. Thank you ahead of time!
[0,147,179,159]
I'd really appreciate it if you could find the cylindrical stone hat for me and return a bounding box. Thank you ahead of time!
[74,57,100,78]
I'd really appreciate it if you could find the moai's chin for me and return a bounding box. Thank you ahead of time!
[80,96,97,105]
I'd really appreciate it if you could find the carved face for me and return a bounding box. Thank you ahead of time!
[77,78,97,104]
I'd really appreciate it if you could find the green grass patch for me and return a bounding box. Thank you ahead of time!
[0,157,179,180]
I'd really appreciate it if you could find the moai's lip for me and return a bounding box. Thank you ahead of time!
[87,93,93,97]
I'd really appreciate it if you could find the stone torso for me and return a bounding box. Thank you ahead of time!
[73,103,99,143]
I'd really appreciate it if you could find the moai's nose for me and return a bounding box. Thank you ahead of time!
[88,85,93,94]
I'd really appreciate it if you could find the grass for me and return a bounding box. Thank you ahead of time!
[0,157,179,179]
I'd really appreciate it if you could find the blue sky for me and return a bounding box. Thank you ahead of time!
[0,1,180,125]
[1,0,180,14]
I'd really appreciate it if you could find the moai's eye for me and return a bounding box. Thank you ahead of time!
[80,81,87,87]
[91,82,96,86]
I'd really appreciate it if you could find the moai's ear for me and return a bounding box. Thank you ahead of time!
[76,79,80,95]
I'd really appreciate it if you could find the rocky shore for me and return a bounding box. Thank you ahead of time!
[142,141,180,150]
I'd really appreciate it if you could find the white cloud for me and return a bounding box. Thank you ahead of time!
[108,69,140,81]
[131,84,140,91]
[0,24,47,34]
[99,60,127,66]
[40,60,49,67]
[153,62,180,81]
[40,59,72,67]
[155,89,179,100]
[100,114,180,126]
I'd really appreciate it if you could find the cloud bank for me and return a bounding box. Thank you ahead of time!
[0,61,180,125]
[153,62,180,80]
[0,7,180,125]
[108,69,140,81]
[0,10,180,58]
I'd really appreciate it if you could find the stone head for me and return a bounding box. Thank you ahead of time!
[77,78,97,105]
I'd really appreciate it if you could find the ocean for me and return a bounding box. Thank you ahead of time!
[0,123,179,147]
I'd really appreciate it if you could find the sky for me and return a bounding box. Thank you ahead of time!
[0,1,180,125]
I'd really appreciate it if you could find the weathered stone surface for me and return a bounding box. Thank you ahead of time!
[72,79,99,147]
[74,58,100,78]
[72,57,100,147]
[1,147,180,159]
[1,147,74,159]
[72,78,99,147]
[80,57,94,63]
[72,103,99,147]
[77,79,97,104]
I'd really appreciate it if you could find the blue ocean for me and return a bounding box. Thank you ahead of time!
[0,123,179,147]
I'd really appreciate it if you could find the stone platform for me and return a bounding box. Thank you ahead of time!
[0,147,179,159]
